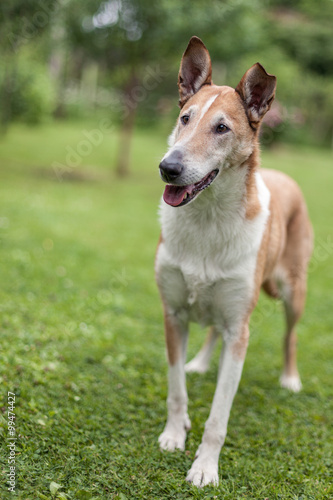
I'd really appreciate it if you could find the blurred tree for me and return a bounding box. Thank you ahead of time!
[0,1,58,129]
[267,0,333,143]
[61,0,266,175]
[1,0,333,156]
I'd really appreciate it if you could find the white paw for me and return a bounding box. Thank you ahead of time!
[280,373,302,392]
[185,357,209,374]
[158,427,187,451]
[186,457,219,487]
[158,415,190,452]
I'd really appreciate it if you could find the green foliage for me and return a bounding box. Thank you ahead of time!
[0,0,58,53]
[0,123,332,498]
[0,55,56,125]
[1,0,333,145]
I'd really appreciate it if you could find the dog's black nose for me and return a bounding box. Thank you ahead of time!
[159,150,184,183]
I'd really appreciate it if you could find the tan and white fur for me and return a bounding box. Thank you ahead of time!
[155,36,313,488]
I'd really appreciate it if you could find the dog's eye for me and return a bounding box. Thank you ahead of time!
[180,115,190,125]
[216,123,229,134]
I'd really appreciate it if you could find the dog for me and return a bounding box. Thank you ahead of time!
[155,36,313,488]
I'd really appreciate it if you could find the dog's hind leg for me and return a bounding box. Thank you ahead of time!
[158,309,191,452]
[185,327,219,374]
[279,275,306,392]
[279,207,313,392]
[263,273,303,391]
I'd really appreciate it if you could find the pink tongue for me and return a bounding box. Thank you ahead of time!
[163,185,192,207]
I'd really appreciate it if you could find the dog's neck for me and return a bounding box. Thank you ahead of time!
[179,146,261,222]
[159,148,266,268]
[158,145,270,283]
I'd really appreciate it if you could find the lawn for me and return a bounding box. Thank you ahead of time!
[0,121,332,499]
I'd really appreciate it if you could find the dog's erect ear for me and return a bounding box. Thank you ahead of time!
[235,63,276,128]
[178,36,212,108]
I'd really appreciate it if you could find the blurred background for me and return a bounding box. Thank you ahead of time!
[1,0,333,177]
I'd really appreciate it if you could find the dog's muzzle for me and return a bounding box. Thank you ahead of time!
[159,150,184,183]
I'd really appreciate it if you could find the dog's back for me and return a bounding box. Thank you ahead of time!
[262,168,313,288]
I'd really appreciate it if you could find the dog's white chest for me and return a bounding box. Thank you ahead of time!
[184,277,215,325]
[156,172,271,330]
[183,277,230,328]
[157,241,258,329]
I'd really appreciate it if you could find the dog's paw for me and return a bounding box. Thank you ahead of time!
[185,357,209,374]
[186,457,219,487]
[158,427,187,452]
[158,414,190,452]
[280,373,302,392]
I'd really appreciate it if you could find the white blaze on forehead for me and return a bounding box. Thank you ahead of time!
[196,93,220,123]
[164,93,220,156]
[175,93,220,146]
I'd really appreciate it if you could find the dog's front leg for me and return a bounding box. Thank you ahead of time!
[186,323,249,487]
[158,310,191,452]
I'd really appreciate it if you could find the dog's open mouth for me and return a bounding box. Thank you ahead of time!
[163,169,219,207]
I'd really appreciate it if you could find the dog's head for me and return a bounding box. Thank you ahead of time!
[159,36,276,207]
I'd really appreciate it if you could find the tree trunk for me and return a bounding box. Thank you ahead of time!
[0,58,15,133]
[52,49,68,119]
[115,72,138,177]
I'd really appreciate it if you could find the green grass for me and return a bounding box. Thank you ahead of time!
[0,121,332,499]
